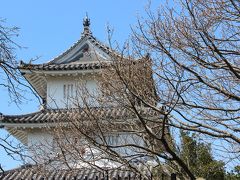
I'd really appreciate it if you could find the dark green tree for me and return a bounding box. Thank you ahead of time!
[180,131,225,179]
[225,166,240,180]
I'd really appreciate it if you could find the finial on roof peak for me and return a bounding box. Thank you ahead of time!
[83,13,90,27]
[82,13,91,36]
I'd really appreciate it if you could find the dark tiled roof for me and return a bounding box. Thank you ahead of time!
[0,107,160,124]
[0,166,144,180]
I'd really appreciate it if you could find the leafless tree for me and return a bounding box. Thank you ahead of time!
[0,18,24,104]
[0,19,38,173]
[28,0,240,179]
[128,0,239,177]
[0,18,39,102]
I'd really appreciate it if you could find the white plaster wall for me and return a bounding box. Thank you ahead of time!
[104,133,145,156]
[26,128,145,168]
[47,75,99,109]
[27,129,53,161]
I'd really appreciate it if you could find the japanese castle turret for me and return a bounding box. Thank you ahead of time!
[0,17,163,175]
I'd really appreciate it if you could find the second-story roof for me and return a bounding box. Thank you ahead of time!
[0,107,160,125]
[0,107,163,145]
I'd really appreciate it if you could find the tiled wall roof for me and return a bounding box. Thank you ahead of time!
[0,166,145,180]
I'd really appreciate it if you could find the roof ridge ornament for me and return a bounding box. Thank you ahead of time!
[82,13,92,36]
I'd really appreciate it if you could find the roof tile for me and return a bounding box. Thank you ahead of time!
[19,61,107,71]
[0,107,160,125]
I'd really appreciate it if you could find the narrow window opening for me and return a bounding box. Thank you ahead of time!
[63,84,74,99]
[63,85,66,99]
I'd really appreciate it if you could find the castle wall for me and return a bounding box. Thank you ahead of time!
[27,128,53,163]
[46,75,99,109]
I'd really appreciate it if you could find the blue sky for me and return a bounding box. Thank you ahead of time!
[0,0,160,170]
